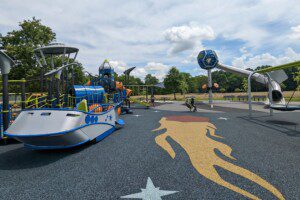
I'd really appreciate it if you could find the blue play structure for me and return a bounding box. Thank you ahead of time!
[2,44,131,149]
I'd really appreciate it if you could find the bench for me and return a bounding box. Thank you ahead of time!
[160,97,170,102]
[253,95,267,101]
[223,95,235,101]
[237,95,249,101]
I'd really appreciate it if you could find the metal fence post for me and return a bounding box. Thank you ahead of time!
[2,74,9,131]
[21,78,26,109]
[248,72,254,117]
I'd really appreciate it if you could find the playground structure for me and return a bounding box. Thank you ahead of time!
[197,50,300,116]
[248,62,300,114]
[1,43,132,149]
[0,50,14,133]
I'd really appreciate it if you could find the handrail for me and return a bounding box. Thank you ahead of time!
[256,60,300,73]
[0,79,26,83]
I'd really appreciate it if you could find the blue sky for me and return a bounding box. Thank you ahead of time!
[1,0,300,80]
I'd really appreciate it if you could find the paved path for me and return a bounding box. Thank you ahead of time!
[0,102,299,199]
[155,101,223,113]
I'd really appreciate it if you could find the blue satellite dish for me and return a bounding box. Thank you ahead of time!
[197,50,219,70]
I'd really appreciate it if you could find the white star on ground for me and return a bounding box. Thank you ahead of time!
[132,114,142,117]
[121,177,179,200]
[218,117,229,120]
[153,110,160,113]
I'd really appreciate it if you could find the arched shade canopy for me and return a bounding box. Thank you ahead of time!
[34,44,79,55]
[0,50,15,74]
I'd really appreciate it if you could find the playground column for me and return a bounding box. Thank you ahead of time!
[208,69,213,105]
[72,65,75,86]
[146,86,148,102]
[0,51,14,131]
[47,76,53,107]
[265,73,274,116]
[21,78,26,109]
[2,74,9,130]
[55,77,60,107]
[248,72,254,117]
[65,67,69,106]
[40,66,44,92]
[151,86,154,97]
[197,50,219,108]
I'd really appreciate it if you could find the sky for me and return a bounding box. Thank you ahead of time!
[1,0,300,81]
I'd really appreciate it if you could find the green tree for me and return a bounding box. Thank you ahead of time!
[164,67,182,99]
[180,72,193,93]
[145,74,158,85]
[294,71,300,90]
[1,17,56,80]
[242,78,248,92]
[190,75,207,93]
[179,79,188,96]
[0,33,3,49]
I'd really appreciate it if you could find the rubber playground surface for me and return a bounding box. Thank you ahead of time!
[0,101,299,200]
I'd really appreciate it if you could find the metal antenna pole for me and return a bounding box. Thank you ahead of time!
[208,69,213,106]
[265,73,274,116]
[2,73,9,130]
[248,72,254,117]
[48,76,53,107]
[72,65,75,86]
[40,66,44,92]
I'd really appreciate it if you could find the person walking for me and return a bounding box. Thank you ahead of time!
[191,97,197,112]
[150,95,155,107]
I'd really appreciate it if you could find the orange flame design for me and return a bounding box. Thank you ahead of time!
[153,116,284,200]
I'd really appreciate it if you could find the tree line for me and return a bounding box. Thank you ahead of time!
[1,18,299,97]
[121,65,299,99]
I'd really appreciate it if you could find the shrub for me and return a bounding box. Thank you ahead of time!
[220,88,226,93]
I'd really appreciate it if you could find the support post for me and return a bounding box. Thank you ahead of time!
[21,78,26,109]
[151,86,154,97]
[248,72,254,117]
[265,73,274,116]
[0,51,14,132]
[55,78,60,107]
[72,65,75,86]
[48,77,53,107]
[40,67,44,92]
[207,69,213,105]
[146,86,148,102]
[65,67,69,105]
[2,74,9,131]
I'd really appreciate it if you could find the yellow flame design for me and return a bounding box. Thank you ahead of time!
[153,117,284,200]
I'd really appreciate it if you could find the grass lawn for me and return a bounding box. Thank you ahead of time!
[131,91,300,102]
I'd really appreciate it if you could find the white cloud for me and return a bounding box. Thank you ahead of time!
[289,25,300,40]
[164,22,215,55]
[182,44,205,64]
[232,47,300,69]
[132,62,170,81]
[108,61,170,81]
[109,60,127,74]
[144,62,170,81]
[144,62,170,71]
[131,67,147,80]
[0,0,300,77]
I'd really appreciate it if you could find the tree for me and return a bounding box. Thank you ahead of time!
[145,74,158,85]
[180,72,193,93]
[242,78,248,92]
[190,75,207,93]
[1,17,56,81]
[179,79,189,96]
[282,66,299,90]
[164,67,182,99]
[0,33,3,49]
[294,71,300,91]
